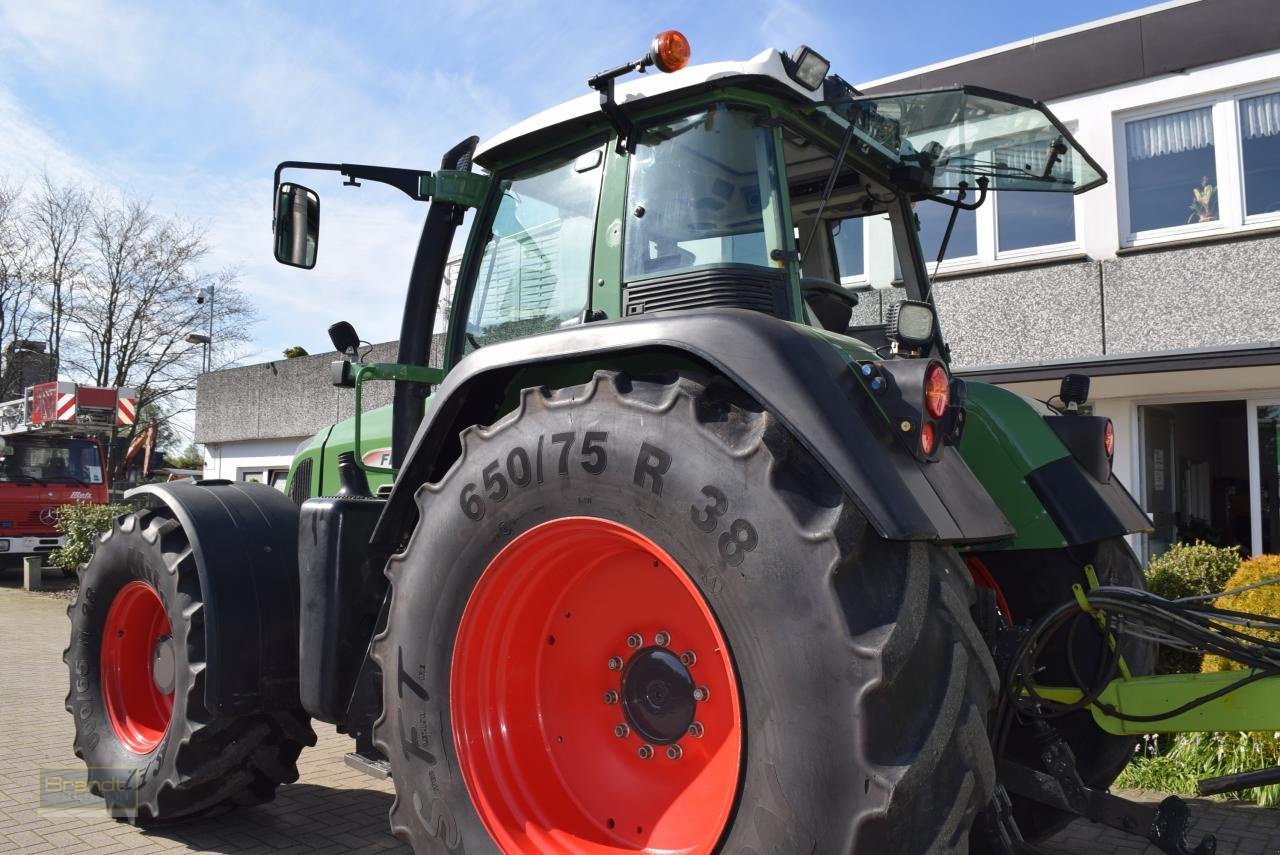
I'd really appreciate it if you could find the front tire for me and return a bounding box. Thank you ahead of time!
[64,508,315,822]
[373,371,998,853]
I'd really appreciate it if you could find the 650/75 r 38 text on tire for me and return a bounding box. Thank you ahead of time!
[64,508,315,822]
[372,370,998,854]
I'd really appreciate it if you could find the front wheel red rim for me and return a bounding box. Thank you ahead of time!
[450,517,742,854]
[101,581,174,754]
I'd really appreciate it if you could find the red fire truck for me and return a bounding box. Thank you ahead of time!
[0,382,136,569]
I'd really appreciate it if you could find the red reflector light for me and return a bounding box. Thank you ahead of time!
[1104,419,1115,458]
[920,422,937,456]
[651,30,691,73]
[924,363,949,420]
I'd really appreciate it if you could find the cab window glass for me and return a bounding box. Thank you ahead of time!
[625,106,780,279]
[466,141,604,350]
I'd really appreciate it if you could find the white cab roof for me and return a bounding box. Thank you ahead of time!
[474,48,819,164]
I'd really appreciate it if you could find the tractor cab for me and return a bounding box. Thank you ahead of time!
[274,36,1102,384]
[449,45,1105,370]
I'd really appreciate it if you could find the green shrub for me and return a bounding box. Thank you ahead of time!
[1145,541,1242,673]
[1202,554,1280,673]
[1117,731,1280,807]
[1145,540,1242,601]
[48,503,131,572]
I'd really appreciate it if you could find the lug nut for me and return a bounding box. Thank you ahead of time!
[666,744,683,760]
[692,685,710,702]
[654,630,671,647]
[626,633,643,648]
[680,650,697,667]
[607,656,624,671]
[614,723,630,738]
[638,744,654,760]
[603,690,618,705]
[688,721,704,738]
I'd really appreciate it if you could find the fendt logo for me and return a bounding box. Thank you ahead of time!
[362,448,392,468]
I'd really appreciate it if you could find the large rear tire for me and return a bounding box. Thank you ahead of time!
[64,508,316,822]
[373,370,998,853]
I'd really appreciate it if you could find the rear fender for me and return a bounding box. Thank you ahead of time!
[372,309,1015,548]
[126,481,302,715]
[958,382,1151,550]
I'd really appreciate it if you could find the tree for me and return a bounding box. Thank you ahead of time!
[166,443,205,470]
[282,345,308,358]
[26,174,88,374]
[0,181,42,395]
[64,195,256,478]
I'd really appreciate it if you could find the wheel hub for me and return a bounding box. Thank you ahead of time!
[621,646,695,745]
[152,634,176,695]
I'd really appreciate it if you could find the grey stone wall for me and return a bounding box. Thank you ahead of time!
[933,232,1280,369]
[1101,237,1280,354]
[934,260,1104,368]
[195,336,444,444]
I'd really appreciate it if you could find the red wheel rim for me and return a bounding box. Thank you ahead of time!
[451,517,742,854]
[100,581,174,754]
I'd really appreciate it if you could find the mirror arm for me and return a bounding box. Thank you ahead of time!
[273,160,432,203]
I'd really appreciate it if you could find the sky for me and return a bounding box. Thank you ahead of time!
[0,0,1159,367]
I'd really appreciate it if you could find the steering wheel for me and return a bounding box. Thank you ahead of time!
[801,278,859,332]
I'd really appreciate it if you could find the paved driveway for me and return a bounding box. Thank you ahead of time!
[2,580,1278,854]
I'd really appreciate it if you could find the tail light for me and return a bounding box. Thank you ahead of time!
[919,422,937,456]
[924,362,949,419]
[861,358,961,463]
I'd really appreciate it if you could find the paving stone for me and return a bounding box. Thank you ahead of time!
[5,581,1280,854]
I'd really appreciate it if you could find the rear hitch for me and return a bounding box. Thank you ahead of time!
[999,720,1216,855]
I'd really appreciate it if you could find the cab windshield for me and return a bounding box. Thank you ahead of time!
[0,437,102,484]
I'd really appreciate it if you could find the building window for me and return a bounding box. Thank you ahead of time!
[996,192,1076,252]
[831,217,865,280]
[916,194,977,263]
[1124,106,1217,233]
[1241,92,1280,219]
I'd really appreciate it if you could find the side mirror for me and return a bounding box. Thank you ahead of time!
[274,182,320,269]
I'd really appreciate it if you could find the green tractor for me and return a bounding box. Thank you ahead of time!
[67,31,1280,853]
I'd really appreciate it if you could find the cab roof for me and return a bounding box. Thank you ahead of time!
[473,48,821,168]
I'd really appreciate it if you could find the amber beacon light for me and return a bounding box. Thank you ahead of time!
[650,30,691,72]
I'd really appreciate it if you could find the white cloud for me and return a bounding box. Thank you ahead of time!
[0,1,158,88]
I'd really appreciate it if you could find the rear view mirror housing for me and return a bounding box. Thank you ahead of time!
[274,182,320,269]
